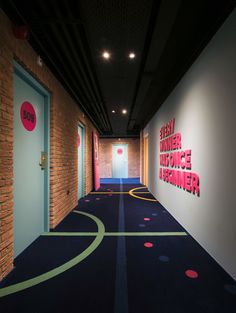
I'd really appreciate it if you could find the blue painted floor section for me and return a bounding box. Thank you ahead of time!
[100,178,140,184]
[114,179,128,313]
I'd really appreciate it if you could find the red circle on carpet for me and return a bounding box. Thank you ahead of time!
[144,242,153,248]
[185,270,199,279]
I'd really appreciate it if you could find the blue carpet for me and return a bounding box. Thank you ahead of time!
[100,178,140,184]
[0,182,236,313]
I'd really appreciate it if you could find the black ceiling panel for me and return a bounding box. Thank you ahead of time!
[1,0,235,137]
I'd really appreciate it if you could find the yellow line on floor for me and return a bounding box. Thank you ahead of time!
[129,187,158,202]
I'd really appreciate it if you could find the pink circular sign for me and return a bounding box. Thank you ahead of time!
[20,101,36,131]
[77,134,81,147]
[117,148,123,155]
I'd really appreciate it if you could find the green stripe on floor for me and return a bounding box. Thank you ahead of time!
[0,211,105,298]
[43,231,188,237]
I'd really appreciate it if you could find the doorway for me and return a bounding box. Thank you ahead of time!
[13,62,50,257]
[143,135,149,187]
[78,123,84,199]
[112,144,128,178]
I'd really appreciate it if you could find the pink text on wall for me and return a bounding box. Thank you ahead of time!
[159,118,200,196]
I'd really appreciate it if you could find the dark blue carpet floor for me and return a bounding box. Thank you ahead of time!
[0,181,236,312]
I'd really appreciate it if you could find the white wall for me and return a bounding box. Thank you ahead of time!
[144,9,236,280]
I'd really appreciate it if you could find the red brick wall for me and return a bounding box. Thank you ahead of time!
[99,138,140,178]
[0,9,97,281]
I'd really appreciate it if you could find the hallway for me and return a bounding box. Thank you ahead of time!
[1,180,235,312]
[0,2,236,312]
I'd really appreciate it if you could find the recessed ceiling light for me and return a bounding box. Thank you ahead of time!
[102,51,110,59]
[112,110,116,113]
[129,52,135,59]
[122,109,127,114]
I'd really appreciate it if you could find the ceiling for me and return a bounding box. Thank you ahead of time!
[1,0,235,137]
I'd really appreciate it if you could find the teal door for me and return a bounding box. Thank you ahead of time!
[112,144,128,178]
[78,124,84,199]
[13,64,49,257]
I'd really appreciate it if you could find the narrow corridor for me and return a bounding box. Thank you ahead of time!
[0,3,236,312]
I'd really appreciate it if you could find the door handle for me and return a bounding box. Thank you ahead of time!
[39,151,47,170]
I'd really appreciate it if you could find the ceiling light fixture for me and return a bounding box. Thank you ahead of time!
[102,51,110,59]
[112,110,116,113]
[128,52,135,59]
[122,109,127,114]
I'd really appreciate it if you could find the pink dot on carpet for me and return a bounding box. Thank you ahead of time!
[185,270,199,279]
[144,242,153,248]
[144,218,151,221]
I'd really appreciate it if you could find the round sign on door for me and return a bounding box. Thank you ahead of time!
[117,148,123,155]
[20,101,37,131]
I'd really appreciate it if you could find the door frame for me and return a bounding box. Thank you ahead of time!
[143,135,149,187]
[78,122,85,199]
[13,61,51,232]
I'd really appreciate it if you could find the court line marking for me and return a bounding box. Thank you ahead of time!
[43,232,187,237]
[0,211,105,298]
[129,187,158,202]
[0,192,186,298]
[90,191,150,194]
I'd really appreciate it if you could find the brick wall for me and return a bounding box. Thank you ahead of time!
[0,9,97,280]
[99,138,140,178]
